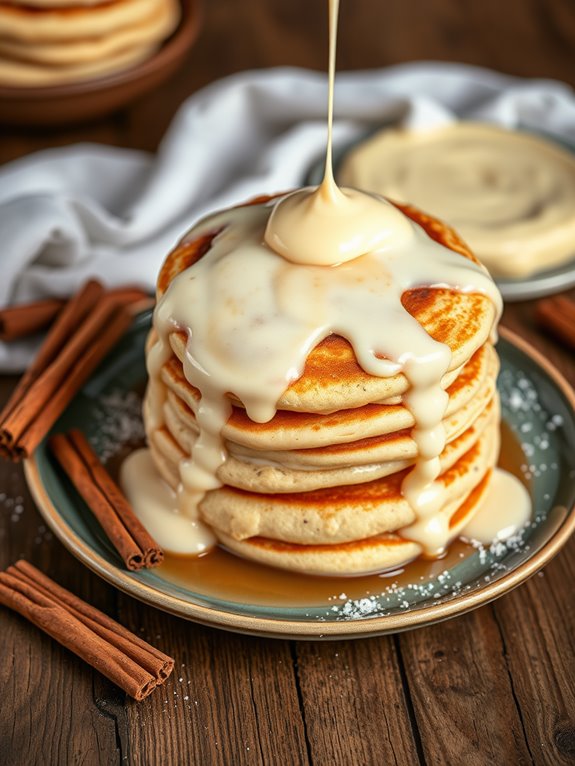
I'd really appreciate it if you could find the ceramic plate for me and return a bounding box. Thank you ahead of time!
[25,313,575,639]
[305,130,575,301]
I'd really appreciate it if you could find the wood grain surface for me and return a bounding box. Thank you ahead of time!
[1,2,575,764]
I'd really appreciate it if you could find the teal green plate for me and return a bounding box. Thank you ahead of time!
[25,312,575,639]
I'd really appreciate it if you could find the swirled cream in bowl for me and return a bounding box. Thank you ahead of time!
[338,122,575,280]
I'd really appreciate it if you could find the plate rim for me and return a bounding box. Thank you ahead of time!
[24,326,575,639]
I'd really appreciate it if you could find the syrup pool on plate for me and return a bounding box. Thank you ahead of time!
[156,421,531,609]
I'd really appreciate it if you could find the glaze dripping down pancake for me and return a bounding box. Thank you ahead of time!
[143,195,501,574]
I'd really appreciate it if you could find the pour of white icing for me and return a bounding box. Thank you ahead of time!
[146,197,500,554]
[264,0,412,268]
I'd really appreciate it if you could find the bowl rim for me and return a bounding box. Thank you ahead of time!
[0,0,202,100]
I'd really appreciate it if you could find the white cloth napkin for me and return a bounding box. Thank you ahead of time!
[2,61,575,371]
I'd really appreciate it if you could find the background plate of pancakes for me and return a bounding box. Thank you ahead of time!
[306,128,575,302]
[0,0,202,125]
[24,311,575,639]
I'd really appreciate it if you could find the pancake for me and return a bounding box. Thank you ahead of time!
[158,342,497,451]
[229,348,497,468]
[0,0,168,42]
[157,388,498,494]
[0,0,180,88]
[0,0,179,66]
[8,0,107,6]
[166,327,468,412]
[143,194,502,575]
[0,42,157,87]
[171,409,499,545]
[214,472,493,577]
[160,358,495,471]
[217,531,423,577]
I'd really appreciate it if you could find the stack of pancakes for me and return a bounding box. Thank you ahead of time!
[0,0,180,87]
[145,201,500,576]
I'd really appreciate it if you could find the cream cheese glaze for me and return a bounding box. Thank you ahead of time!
[461,467,531,545]
[120,448,216,554]
[141,0,503,559]
[339,122,575,279]
[125,0,535,567]
[146,196,500,553]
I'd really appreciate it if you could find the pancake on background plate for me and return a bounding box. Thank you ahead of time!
[0,0,180,86]
[143,196,502,576]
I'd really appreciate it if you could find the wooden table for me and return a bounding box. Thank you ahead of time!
[1,2,574,764]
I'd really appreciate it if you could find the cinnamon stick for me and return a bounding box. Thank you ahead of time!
[0,281,138,460]
[535,295,575,350]
[0,298,65,341]
[3,279,104,408]
[108,287,155,317]
[0,279,104,457]
[0,560,174,700]
[0,287,152,345]
[49,430,163,570]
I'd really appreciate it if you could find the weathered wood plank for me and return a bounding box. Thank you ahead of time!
[491,534,575,765]
[398,608,533,765]
[294,637,421,765]
[336,0,575,83]
[0,119,125,166]
[0,615,124,766]
[118,596,308,766]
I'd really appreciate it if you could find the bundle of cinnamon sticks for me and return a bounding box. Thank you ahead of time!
[0,280,164,567]
[0,280,153,461]
[0,287,173,700]
[0,560,174,701]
